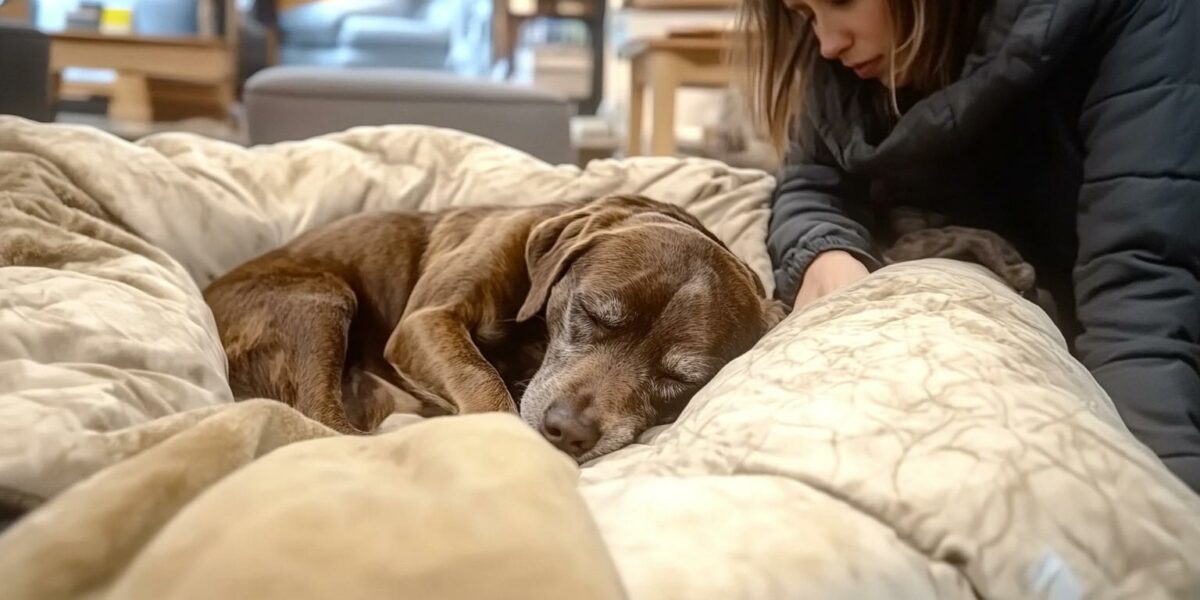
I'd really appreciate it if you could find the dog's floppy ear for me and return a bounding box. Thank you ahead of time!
[517,195,696,323]
[517,204,610,322]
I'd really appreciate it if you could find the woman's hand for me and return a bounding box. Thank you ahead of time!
[793,250,870,310]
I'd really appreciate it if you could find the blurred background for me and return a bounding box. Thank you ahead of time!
[0,0,775,167]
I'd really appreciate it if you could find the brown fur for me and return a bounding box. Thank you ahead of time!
[884,226,1036,294]
[881,206,1059,324]
[204,195,785,460]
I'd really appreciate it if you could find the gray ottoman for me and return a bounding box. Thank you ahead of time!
[244,66,575,164]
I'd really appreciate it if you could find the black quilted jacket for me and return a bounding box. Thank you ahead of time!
[769,0,1200,491]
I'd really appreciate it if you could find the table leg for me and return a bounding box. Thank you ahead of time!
[109,72,152,122]
[48,70,63,109]
[216,81,236,124]
[648,54,678,156]
[627,58,644,157]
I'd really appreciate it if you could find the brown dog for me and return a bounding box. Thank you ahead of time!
[204,195,786,461]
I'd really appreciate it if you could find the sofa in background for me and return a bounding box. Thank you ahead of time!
[244,65,574,164]
[276,0,493,75]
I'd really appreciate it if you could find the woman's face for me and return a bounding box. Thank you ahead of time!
[784,0,895,84]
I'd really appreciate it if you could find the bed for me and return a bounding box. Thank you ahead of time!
[0,116,1197,599]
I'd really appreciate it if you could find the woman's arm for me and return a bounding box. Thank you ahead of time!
[1073,0,1200,491]
[769,118,879,308]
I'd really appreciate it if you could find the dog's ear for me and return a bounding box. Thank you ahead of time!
[517,210,595,322]
[517,195,706,323]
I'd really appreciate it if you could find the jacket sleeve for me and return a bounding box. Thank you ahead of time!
[768,116,880,306]
[1073,0,1200,490]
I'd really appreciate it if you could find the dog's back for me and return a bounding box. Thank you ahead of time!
[205,210,439,431]
[204,204,568,432]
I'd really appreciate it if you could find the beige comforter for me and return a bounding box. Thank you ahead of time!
[0,116,1197,599]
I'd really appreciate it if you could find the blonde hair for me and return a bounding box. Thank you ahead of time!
[732,0,987,154]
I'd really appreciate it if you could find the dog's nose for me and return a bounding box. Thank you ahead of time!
[541,403,600,457]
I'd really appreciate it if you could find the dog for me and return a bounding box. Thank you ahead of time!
[204,195,787,461]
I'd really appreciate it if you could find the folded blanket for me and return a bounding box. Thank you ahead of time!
[0,405,625,600]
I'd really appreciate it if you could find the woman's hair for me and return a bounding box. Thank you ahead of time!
[732,0,988,154]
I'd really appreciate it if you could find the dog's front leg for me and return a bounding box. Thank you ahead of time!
[384,306,517,415]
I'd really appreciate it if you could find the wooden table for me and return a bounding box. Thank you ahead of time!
[50,32,237,122]
[622,35,732,156]
[47,0,239,123]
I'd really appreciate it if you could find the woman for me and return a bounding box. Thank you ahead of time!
[734,0,1200,492]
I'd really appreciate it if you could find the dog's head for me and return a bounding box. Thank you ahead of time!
[515,195,786,462]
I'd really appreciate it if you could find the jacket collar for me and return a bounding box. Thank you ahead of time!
[809,0,1091,174]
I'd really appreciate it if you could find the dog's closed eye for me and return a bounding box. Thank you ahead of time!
[652,366,701,421]
[565,303,606,345]
[575,294,628,330]
[659,354,709,388]
[655,372,691,392]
